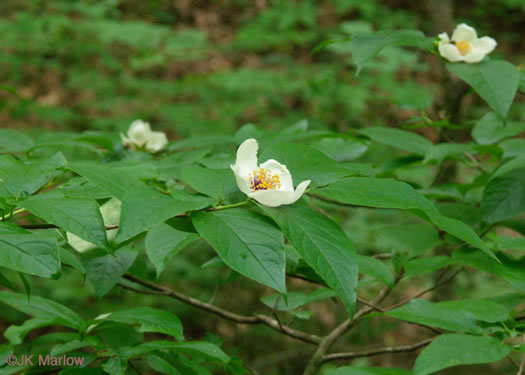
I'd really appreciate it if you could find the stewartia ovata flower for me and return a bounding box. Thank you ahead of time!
[438,23,496,63]
[67,198,121,253]
[121,119,168,153]
[231,138,310,207]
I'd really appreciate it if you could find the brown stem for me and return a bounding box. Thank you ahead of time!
[385,267,463,311]
[518,356,525,375]
[120,274,322,345]
[322,337,435,363]
[303,277,398,375]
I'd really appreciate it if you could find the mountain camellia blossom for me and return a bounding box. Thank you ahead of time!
[121,119,168,153]
[438,23,497,63]
[231,138,310,207]
[67,198,121,253]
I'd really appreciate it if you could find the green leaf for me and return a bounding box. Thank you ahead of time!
[260,143,365,186]
[81,247,138,298]
[20,194,108,250]
[262,205,358,316]
[314,177,436,212]
[500,139,525,158]
[116,184,205,243]
[315,178,496,260]
[423,143,475,165]
[68,163,141,200]
[147,355,182,375]
[312,137,369,162]
[170,353,212,375]
[494,156,525,181]
[437,299,509,323]
[0,152,66,198]
[4,318,55,345]
[121,341,230,364]
[427,214,497,261]
[490,234,525,251]
[0,233,60,278]
[102,356,127,375]
[0,222,28,235]
[374,223,440,256]
[447,60,519,118]
[145,223,198,277]
[454,248,525,292]
[352,30,428,74]
[413,334,511,375]
[181,167,238,202]
[0,270,15,290]
[356,255,394,287]
[326,367,412,375]
[51,337,102,356]
[261,288,337,311]
[170,190,215,211]
[98,307,183,341]
[193,209,286,293]
[384,299,482,334]
[0,291,86,331]
[0,129,34,152]
[481,168,525,224]
[472,112,525,145]
[405,256,455,277]
[360,127,432,156]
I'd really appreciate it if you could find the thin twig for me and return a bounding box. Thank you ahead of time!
[303,274,402,375]
[286,273,384,313]
[463,151,489,174]
[508,356,521,370]
[517,356,525,375]
[120,274,322,345]
[322,337,435,363]
[356,296,386,313]
[385,267,464,311]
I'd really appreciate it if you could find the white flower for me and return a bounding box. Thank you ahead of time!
[230,139,311,207]
[66,198,121,253]
[438,23,497,63]
[121,119,168,153]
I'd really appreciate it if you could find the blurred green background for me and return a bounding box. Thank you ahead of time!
[1,0,523,139]
[1,1,524,374]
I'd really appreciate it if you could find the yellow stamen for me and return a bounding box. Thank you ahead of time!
[455,40,471,56]
[249,168,281,191]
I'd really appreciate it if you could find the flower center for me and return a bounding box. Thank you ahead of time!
[454,40,471,56]
[249,168,281,191]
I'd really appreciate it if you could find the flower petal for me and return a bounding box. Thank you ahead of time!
[248,189,290,207]
[233,138,259,173]
[438,32,450,43]
[464,36,497,63]
[471,36,497,55]
[127,119,151,146]
[146,131,168,152]
[259,159,294,190]
[231,164,253,195]
[286,180,311,205]
[438,43,463,62]
[452,23,477,42]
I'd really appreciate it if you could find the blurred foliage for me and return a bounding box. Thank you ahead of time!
[0,0,518,137]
